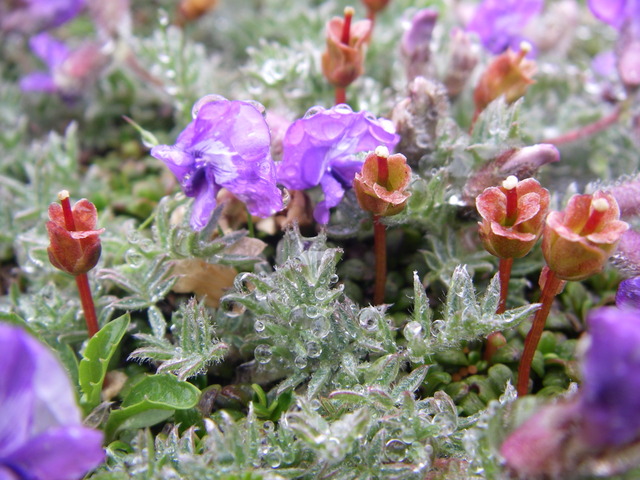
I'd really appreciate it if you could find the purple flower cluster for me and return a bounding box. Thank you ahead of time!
[278,104,399,224]
[151,96,283,231]
[466,0,542,54]
[0,325,104,479]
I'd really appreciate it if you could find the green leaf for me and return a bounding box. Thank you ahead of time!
[79,314,130,412]
[105,374,200,440]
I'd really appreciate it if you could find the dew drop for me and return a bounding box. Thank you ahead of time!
[254,344,273,364]
[125,249,144,268]
[294,355,307,369]
[222,299,246,318]
[289,307,305,324]
[403,321,423,341]
[265,447,282,468]
[254,320,266,333]
[306,341,322,358]
[385,439,408,462]
[304,106,324,118]
[306,305,320,318]
[358,309,379,331]
[311,316,331,338]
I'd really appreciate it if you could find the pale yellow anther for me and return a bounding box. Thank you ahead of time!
[57,190,70,201]
[592,198,610,212]
[375,145,390,158]
[502,175,519,191]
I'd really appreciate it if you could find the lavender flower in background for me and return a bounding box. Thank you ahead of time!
[588,0,640,29]
[466,0,543,55]
[0,324,104,479]
[580,306,640,447]
[278,104,399,224]
[0,0,85,34]
[20,33,108,99]
[151,96,283,231]
[616,276,640,309]
[401,9,438,81]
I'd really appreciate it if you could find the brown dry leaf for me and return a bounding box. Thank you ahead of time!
[172,259,238,308]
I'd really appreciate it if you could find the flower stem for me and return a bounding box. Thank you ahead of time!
[373,215,386,305]
[544,105,621,145]
[59,191,100,338]
[245,205,255,238]
[335,86,347,105]
[76,273,100,337]
[517,269,564,396]
[484,257,513,361]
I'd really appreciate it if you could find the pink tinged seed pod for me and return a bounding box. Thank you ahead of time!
[353,146,412,217]
[542,192,629,281]
[46,194,105,276]
[321,7,372,88]
[476,176,550,258]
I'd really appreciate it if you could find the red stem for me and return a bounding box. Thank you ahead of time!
[517,270,564,396]
[76,274,100,337]
[335,86,346,105]
[59,191,99,338]
[484,257,513,361]
[373,215,386,305]
[545,105,621,145]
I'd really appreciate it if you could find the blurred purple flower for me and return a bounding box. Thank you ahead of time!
[0,324,104,479]
[588,0,640,29]
[466,0,542,54]
[401,9,438,80]
[616,276,640,309]
[278,104,399,224]
[151,96,283,231]
[580,306,640,447]
[20,33,108,99]
[1,0,85,34]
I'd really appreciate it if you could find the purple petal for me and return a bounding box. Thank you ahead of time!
[616,276,640,309]
[29,33,69,70]
[315,174,346,224]
[190,169,218,231]
[150,144,196,182]
[466,0,543,54]
[581,306,640,447]
[588,0,627,28]
[8,426,104,480]
[19,72,57,93]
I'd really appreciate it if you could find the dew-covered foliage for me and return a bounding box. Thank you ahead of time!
[2,0,640,479]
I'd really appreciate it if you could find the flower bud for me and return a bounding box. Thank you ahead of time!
[321,7,372,88]
[353,146,411,217]
[444,28,479,99]
[542,192,629,281]
[361,0,390,14]
[476,176,549,258]
[47,193,105,276]
[177,0,219,24]
[473,42,536,115]
[401,9,438,81]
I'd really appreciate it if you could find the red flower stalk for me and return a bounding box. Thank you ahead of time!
[354,146,411,305]
[472,42,536,125]
[47,191,105,337]
[476,176,549,359]
[517,192,628,395]
[321,6,372,105]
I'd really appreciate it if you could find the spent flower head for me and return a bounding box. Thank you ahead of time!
[150,95,283,231]
[473,42,537,116]
[542,191,629,281]
[401,9,438,81]
[353,146,412,217]
[47,191,104,276]
[278,104,399,224]
[0,324,104,479]
[476,176,549,258]
[466,0,542,54]
[321,7,372,88]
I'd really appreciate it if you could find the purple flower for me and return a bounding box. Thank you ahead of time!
[580,306,640,447]
[20,33,108,98]
[0,324,104,479]
[616,276,640,310]
[151,96,283,231]
[588,0,640,29]
[278,104,399,224]
[466,0,543,54]
[1,0,85,34]
[401,9,438,81]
